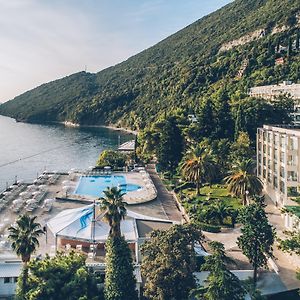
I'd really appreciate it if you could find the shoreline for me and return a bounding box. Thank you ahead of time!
[62,121,138,135]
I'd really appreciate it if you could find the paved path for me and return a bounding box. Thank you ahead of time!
[129,164,183,222]
[265,196,300,291]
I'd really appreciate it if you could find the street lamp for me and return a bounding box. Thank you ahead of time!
[245,190,249,205]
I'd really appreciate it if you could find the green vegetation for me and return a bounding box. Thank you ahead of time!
[100,187,138,300]
[0,0,298,131]
[96,150,127,169]
[237,198,275,284]
[181,145,216,195]
[18,252,102,300]
[104,237,138,300]
[100,187,126,238]
[192,241,246,300]
[225,159,263,206]
[141,224,203,300]
[8,215,45,298]
[181,185,240,229]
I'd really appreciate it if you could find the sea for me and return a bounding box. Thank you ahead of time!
[0,115,134,191]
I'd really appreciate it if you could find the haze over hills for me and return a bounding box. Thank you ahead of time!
[0,0,299,130]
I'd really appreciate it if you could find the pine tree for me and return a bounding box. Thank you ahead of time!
[104,236,138,300]
[296,30,300,51]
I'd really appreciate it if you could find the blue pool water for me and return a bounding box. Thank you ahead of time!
[75,175,141,198]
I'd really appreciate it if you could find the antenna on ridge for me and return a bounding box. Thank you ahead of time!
[84,65,87,72]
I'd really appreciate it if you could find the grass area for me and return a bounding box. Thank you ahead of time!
[181,184,242,209]
[285,206,300,218]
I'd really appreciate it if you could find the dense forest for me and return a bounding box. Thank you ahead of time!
[0,0,299,130]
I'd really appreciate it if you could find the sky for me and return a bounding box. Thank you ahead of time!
[0,0,231,103]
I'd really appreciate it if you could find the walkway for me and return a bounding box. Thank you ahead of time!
[265,196,300,291]
[129,164,183,222]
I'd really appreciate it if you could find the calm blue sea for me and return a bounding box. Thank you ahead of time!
[0,115,133,191]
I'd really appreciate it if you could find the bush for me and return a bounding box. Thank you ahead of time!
[197,222,221,233]
[96,150,126,169]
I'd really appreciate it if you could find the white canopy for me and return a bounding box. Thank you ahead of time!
[47,204,176,243]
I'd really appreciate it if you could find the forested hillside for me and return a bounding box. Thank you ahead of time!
[0,0,299,129]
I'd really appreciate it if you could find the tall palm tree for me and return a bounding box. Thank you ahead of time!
[100,187,127,238]
[8,215,44,296]
[224,159,263,206]
[181,145,216,196]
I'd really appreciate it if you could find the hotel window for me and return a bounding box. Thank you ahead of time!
[268,172,272,183]
[268,133,271,143]
[263,144,266,153]
[258,142,262,151]
[274,151,278,161]
[280,152,284,163]
[274,135,279,149]
[263,169,266,179]
[287,171,297,182]
[4,277,10,284]
[280,181,285,193]
[280,135,285,147]
[280,167,285,178]
[258,166,262,175]
[267,159,271,168]
[263,157,266,166]
[274,176,278,188]
[267,146,271,156]
[263,131,267,141]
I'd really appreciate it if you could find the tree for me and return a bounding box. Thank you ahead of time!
[230,131,254,162]
[224,159,263,205]
[19,251,102,300]
[141,224,203,300]
[198,99,215,138]
[100,187,126,238]
[234,104,244,141]
[8,215,44,298]
[279,227,300,282]
[104,236,138,300]
[210,200,234,226]
[192,241,245,300]
[96,150,126,169]
[181,145,216,196]
[237,201,275,284]
[156,116,184,176]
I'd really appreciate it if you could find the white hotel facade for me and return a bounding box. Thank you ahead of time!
[257,125,300,229]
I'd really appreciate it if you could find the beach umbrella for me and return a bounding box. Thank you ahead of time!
[104,166,111,170]
[39,185,47,190]
[62,180,70,185]
[26,199,36,204]
[32,191,40,195]
[13,198,22,205]
[3,191,11,195]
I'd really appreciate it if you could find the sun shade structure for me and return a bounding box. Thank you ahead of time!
[47,203,177,244]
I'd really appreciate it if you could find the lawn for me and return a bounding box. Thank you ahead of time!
[180,184,242,209]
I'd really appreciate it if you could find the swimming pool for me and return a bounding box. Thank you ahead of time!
[74,175,141,198]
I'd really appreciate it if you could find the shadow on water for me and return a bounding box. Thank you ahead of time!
[267,289,300,300]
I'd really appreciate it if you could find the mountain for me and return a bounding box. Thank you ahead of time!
[0,0,299,129]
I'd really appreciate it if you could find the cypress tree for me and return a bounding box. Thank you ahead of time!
[104,236,138,300]
[234,104,243,141]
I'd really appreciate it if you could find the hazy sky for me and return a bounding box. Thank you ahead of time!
[0,0,231,103]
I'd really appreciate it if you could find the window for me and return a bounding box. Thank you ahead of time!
[14,277,18,283]
[280,181,285,193]
[280,167,285,178]
[280,152,284,163]
[287,171,297,182]
[258,166,262,176]
[263,169,266,179]
[274,176,278,189]
[4,277,10,284]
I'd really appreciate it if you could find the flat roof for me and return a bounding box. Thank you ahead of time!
[136,220,173,238]
[0,262,22,277]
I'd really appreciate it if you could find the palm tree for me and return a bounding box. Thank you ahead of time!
[224,159,263,206]
[100,187,127,238]
[8,215,44,296]
[210,200,234,225]
[181,145,216,196]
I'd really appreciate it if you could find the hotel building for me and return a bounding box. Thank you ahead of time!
[257,125,300,229]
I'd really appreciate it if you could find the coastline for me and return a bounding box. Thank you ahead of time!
[62,120,138,135]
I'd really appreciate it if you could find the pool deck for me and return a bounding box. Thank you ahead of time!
[0,168,183,260]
